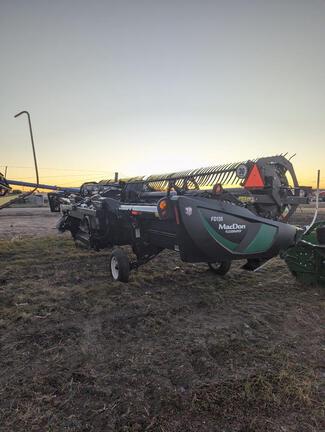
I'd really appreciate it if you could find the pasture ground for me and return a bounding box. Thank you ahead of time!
[0,205,324,431]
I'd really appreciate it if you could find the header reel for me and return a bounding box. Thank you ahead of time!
[121,155,310,221]
[125,155,296,190]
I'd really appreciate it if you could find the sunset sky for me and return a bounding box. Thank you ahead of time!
[0,0,324,188]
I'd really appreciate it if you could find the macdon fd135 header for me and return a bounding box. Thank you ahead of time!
[43,154,324,283]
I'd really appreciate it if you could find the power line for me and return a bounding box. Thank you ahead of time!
[0,165,113,173]
[13,174,111,179]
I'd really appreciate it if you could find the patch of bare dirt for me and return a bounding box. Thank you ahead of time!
[0,207,60,240]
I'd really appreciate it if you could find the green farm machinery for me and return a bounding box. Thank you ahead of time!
[283,222,325,286]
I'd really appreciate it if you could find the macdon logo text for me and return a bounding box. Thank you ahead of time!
[218,223,246,234]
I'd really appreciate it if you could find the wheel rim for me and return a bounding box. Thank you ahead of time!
[210,262,222,270]
[111,256,119,280]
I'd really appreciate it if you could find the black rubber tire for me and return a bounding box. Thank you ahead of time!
[110,249,130,282]
[208,261,231,276]
[316,226,325,245]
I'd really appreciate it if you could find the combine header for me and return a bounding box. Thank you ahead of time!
[2,152,324,285]
[49,154,318,282]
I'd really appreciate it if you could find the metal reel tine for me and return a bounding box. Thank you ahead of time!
[203,171,216,186]
[199,167,212,185]
[223,171,232,184]
[196,167,208,183]
[211,172,221,185]
[206,165,223,185]
[200,167,213,186]
[228,170,237,184]
[216,171,225,183]
[222,171,231,184]
[206,169,216,185]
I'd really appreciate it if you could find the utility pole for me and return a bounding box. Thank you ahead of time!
[4,166,7,177]
[14,111,39,189]
[0,112,40,210]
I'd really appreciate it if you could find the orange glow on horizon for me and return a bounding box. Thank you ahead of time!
[6,173,325,193]
[2,157,325,192]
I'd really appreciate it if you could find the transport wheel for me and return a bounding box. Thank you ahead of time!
[110,249,130,282]
[208,261,231,276]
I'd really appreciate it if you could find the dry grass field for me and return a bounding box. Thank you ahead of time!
[0,205,324,431]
